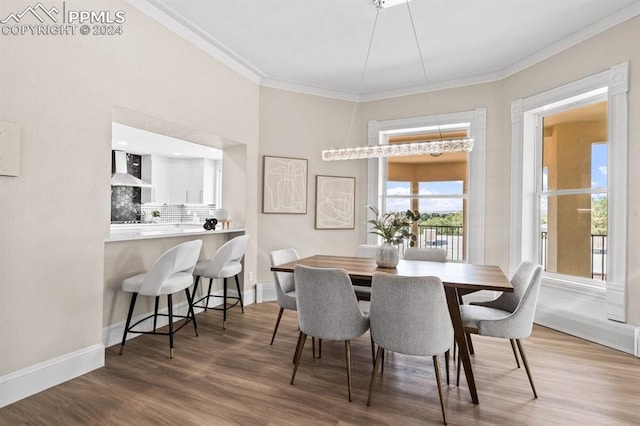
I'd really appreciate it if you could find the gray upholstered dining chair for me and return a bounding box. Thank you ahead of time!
[192,234,250,329]
[401,245,453,383]
[269,248,300,345]
[120,239,202,359]
[458,261,543,398]
[403,247,447,262]
[367,272,453,424]
[290,265,370,401]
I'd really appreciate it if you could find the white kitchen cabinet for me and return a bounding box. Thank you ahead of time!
[142,155,217,205]
[142,155,169,203]
[187,158,218,204]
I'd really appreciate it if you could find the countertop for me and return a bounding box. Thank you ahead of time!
[106,222,244,242]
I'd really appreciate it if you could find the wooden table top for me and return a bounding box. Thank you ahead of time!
[271,255,513,293]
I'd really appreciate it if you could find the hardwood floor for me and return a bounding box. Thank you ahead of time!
[2,302,639,425]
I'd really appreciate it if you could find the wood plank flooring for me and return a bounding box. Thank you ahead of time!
[2,302,640,425]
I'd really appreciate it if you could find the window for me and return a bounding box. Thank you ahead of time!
[538,101,608,284]
[368,108,486,264]
[510,63,628,321]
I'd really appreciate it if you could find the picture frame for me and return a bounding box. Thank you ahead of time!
[315,175,356,229]
[262,155,308,214]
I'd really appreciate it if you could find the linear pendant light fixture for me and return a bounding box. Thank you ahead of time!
[322,0,473,161]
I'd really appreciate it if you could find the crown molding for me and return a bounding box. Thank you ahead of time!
[125,0,640,102]
[124,0,264,84]
[260,78,360,102]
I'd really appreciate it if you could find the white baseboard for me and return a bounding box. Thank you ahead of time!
[256,282,276,303]
[103,289,253,348]
[534,282,638,356]
[0,344,104,408]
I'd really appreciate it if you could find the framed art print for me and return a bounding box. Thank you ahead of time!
[262,155,308,214]
[315,175,355,229]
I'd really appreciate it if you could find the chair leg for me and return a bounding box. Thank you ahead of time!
[433,355,448,425]
[312,336,316,358]
[510,338,521,368]
[456,351,461,386]
[452,338,456,361]
[516,339,537,398]
[167,294,174,359]
[119,293,138,355]
[444,349,450,385]
[270,307,284,345]
[205,278,214,312]
[466,332,474,355]
[319,339,322,358]
[370,336,375,366]
[184,288,198,337]
[345,340,352,402]
[367,346,384,406]
[222,277,228,329]
[152,296,160,332]
[291,331,307,385]
[381,348,385,374]
[234,274,244,313]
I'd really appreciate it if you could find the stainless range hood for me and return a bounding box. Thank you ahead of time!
[111,150,151,187]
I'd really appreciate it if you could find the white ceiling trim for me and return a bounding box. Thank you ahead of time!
[261,78,360,103]
[125,0,263,84]
[127,0,640,102]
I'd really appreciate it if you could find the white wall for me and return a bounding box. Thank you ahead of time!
[0,0,259,383]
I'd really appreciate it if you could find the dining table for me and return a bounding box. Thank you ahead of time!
[270,254,513,405]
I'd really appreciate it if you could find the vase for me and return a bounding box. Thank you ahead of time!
[376,244,399,268]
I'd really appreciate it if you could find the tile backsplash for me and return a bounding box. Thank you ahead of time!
[140,204,216,223]
[111,186,141,222]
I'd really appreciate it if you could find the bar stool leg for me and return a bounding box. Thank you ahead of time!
[192,275,201,306]
[167,294,174,359]
[205,278,214,311]
[119,292,138,355]
[152,296,160,332]
[223,277,228,330]
[234,274,244,313]
[185,288,198,337]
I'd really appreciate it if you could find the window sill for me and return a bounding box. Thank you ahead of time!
[535,277,637,356]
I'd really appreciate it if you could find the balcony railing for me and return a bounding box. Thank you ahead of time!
[401,225,464,261]
[540,232,607,281]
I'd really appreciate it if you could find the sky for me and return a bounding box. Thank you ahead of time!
[385,180,463,213]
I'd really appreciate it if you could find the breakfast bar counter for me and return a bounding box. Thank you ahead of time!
[103,224,245,346]
[106,223,243,242]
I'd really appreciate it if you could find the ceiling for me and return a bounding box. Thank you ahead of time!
[112,122,223,160]
[141,0,640,101]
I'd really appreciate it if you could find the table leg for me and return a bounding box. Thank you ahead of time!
[445,286,479,404]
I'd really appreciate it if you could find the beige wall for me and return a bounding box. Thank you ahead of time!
[2,0,639,385]
[257,88,367,281]
[0,0,258,375]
